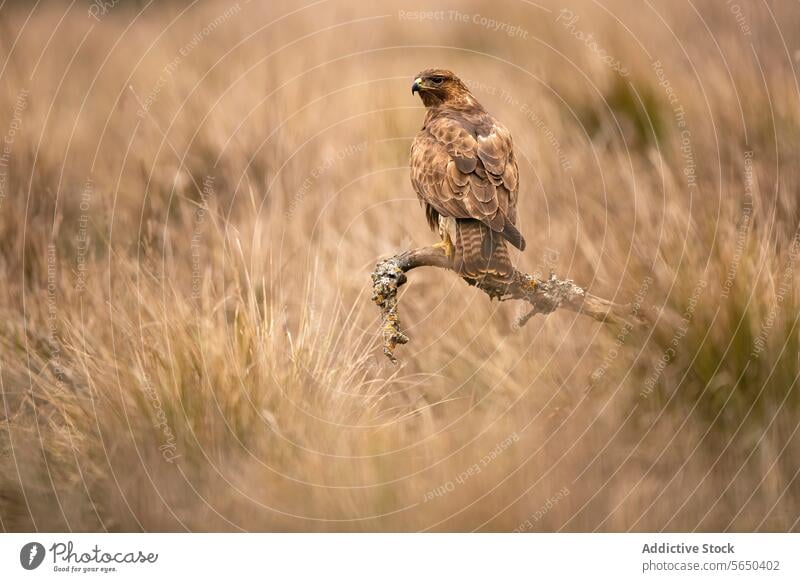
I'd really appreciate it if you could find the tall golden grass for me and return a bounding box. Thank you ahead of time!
[1,0,799,531]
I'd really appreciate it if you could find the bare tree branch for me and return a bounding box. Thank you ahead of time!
[371,245,650,362]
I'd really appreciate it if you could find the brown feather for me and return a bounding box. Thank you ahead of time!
[453,220,514,281]
[409,69,526,277]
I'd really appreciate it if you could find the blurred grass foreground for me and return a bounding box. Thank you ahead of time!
[1,0,799,531]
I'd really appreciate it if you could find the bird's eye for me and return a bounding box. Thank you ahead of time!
[431,77,444,85]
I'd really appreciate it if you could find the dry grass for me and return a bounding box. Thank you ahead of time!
[1,0,799,531]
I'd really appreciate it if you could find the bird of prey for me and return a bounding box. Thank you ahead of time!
[410,68,525,281]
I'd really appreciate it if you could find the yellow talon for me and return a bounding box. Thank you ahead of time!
[433,235,455,259]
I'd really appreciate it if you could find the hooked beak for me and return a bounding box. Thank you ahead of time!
[411,77,423,95]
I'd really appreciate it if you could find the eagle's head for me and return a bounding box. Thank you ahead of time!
[412,69,474,108]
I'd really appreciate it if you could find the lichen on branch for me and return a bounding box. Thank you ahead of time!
[371,246,649,362]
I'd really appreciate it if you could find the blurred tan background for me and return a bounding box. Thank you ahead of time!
[0,0,799,531]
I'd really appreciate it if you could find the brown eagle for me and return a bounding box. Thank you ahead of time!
[410,68,525,281]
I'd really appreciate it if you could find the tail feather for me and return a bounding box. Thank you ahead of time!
[454,220,514,280]
[501,219,526,251]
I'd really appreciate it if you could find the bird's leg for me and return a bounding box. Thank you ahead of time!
[432,233,455,259]
[433,216,456,260]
